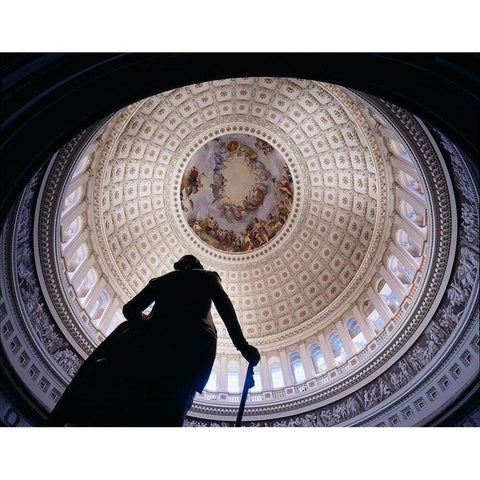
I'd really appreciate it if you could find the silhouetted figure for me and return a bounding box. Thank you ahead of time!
[48,255,260,426]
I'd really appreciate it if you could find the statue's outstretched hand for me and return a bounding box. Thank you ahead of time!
[240,344,261,366]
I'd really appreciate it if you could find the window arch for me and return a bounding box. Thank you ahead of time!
[66,243,88,273]
[90,291,110,324]
[227,363,240,393]
[62,186,83,214]
[389,139,412,162]
[73,154,92,178]
[106,309,124,335]
[363,301,384,333]
[328,332,347,365]
[77,268,98,301]
[378,280,400,313]
[309,343,327,373]
[61,215,83,244]
[289,352,306,384]
[270,362,284,389]
[399,171,424,196]
[251,367,262,393]
[389,256,414,285]
[401,200,426,228]
[346,318,367,351]
[396,229,422,260]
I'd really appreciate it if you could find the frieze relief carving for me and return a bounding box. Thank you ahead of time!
[2,169,83,385]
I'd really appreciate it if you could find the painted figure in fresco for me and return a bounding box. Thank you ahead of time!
[251,217,270,245]
[277,174,294,198]
[239,144,258,164]
[192,220,202,236]
[240,233,253,251]
[213,151,226,172]
[243,184,267,212]
[205,215,218,238]
[181,166,204,201]
[255,138,274,155]
[48,255,260,427]
[226,140,239,153]
[187,166,202,194]
[210,182,223,202]
[217,230,237,252]
[217,200,243,222]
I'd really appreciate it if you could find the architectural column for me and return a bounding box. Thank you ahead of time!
[388,152,418,178]
[389,241,419,276]
[83,277,107,313]
[218,355,228,392]
[69,255,96,290]
[367,286,393,325]
[62,228,89,260]
[379,264,407,299]
[317,333,336,370]
[66,171,89,194]
[335,320,356,357]
[395,184,426,217]
[260,356,272,390]
[378,125,397,142]
[279,348,294,386]
[98,297,121,331]
[351,305,375,342]
[60,201,86,232]
[298,342,315,379]
[394,213,426,245]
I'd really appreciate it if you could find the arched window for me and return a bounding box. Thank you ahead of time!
[106,309,124,336]
[309,343,327,373]
[205,368,218,391]
[399,171,424,196]
[369,310,384,332]
[328,332,347,365]
[396,229,421,260]
[62,186,83,214]
[378,280,400,313]
[251,367,262,393]
[363,301,384,334]
[401,200,426,228]
[227,367,240,394]
[346,318,367,351]
[389,256,414,285]
[77,268,98,301]
[73,154,92,178]
[90,291,110,324]
[66,243,88,273]
[289,352,306,384]
[389,139,412,162]
[61,215,83,244]
[270,363,284,389]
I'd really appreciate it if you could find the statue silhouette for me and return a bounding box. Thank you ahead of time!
[48,255,260,426]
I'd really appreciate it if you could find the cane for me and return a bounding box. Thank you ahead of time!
[235,362,255,427]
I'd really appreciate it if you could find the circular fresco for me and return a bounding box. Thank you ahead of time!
[180,134,294,253]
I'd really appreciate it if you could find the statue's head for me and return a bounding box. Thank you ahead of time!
[173,255,204,271]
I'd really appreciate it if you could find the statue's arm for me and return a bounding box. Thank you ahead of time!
[122,279,156,323]
[209,272,260,365]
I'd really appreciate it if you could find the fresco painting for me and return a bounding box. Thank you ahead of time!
[181,134,294,252]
